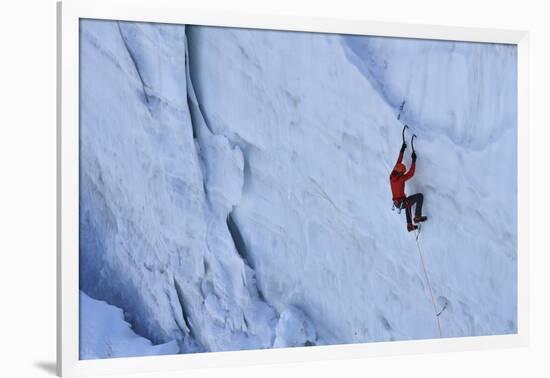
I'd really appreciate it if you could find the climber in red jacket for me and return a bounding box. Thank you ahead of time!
[390,141,428,232]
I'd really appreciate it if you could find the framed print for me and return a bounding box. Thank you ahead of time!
[57,0,529,376]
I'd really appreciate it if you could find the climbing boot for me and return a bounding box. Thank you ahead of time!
[407,224,418,232]
[414,215,428,223]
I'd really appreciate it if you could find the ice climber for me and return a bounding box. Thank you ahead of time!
[390,141,428,232]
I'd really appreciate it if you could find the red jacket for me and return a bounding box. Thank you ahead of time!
[390,150,415,201]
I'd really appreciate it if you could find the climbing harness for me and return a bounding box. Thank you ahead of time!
[392,197,409,215]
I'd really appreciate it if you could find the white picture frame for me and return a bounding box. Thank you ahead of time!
[57,0,530,376]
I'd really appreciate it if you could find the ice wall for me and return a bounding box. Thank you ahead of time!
[79,20,279,356]
[186,26,517,342]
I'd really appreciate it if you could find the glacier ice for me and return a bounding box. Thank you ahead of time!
[79,19,276,356]
[79,19,518,358]
[274,306,317,348]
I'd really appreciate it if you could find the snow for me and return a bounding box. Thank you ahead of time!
[79,18,517,358]
[79,291,179,359]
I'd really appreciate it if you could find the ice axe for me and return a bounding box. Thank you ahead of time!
[411,134,418,161]
[402,125,409,146]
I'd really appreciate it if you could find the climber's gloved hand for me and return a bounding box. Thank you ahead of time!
[411,151,417,162]
[400,143,407,153]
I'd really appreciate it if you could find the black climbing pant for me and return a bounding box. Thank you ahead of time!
[404,193,424,225]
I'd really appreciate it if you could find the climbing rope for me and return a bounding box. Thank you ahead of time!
[413,230,442,338]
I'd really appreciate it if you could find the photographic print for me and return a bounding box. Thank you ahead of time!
[78,18,517,360]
